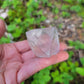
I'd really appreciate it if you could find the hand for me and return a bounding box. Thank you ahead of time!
[0,19,69,84]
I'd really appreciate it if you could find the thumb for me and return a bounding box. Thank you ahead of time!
[0,19,6,38]
[0,19,5,64]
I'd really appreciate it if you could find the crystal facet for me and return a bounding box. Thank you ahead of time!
[26,27,60,57]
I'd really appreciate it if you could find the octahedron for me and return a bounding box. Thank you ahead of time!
[26,27,59,57]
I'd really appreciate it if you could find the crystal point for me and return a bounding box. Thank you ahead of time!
[26,27,59,57]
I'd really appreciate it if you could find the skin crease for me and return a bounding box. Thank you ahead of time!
[0,19,69,84]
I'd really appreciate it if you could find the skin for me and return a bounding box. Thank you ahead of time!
[0,19,69,84]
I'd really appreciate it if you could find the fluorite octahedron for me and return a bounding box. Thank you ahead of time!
[26,27,60,57]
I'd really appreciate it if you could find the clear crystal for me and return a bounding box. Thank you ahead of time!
[26,27,60,57]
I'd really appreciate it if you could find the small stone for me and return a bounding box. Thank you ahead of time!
[0,9,8,19]
[0,9,4,13]
[45,19,51,24]
[67,24,75,31]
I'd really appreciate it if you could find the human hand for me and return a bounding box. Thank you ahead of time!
[0,19,69,84]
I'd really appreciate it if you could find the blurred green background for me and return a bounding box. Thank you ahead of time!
[0,0,84,84]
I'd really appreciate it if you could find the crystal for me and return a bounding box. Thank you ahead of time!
[26,27,60,57]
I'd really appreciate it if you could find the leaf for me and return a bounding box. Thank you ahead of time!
[62,11,70,18]
[68,51,74,61]
[76,67,84,76]
[47,2,52,7]
[80,57,84,66]
[2,0,10,8]
[68,40,84,50]
[0,35,11,44]
[12,28,23,38]
[37,10,43,15]
[32,67,51,84]
[59,62,70,72]
[26,0,33,7]
[70,64,76,73]
[70,5,81,12]
[21,81,24,84]
[61,5,69,11]
[53,76,63,83]
[64,0,74,4]
[40,16,46,21]
[0,17,4,20]
[74,61,79,67]
[51,70,59,78]
[54,8,59,14]
[81,22,84,28]
[7,24,16,32]
[15,18,21,23]
[61,72,74,84]
[42,0,48,4]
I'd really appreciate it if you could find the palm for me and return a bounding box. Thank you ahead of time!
[0,41,68,84]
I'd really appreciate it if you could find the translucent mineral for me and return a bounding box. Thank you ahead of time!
[26,27,59,57]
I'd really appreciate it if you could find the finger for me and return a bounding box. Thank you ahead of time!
[21,42,67,61]
[0,45,4,60]
[17,51,68,83]
[4,69,17,84]
[0,73,5,84]
[60,42,67,51]
[14,40,31,53]
[0,19,6,38]
[14,40,67,54]
[22,50,35,61]
[47,51,69,64]
[4,62,22,84]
